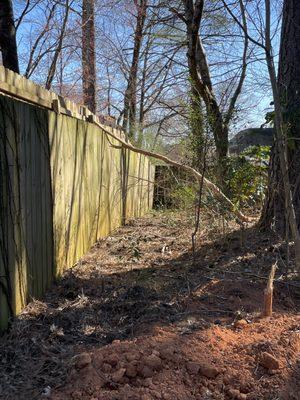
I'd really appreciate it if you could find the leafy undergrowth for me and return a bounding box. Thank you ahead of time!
[0,210,299,400]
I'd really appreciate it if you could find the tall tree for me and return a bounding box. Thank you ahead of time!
[82,0,96,113]
[260,0,300,233]
[0,0,20,73]
[222,0,300,268]
[182,0,248,184]
[122,0,147,140]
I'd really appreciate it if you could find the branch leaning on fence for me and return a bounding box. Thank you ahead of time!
[0,67,250,224]
[94,120,252,224]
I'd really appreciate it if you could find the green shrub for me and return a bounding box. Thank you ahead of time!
[227,146,270,208]
[169,183,197,209]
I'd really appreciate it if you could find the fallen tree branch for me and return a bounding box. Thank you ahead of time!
[206,268,300,288]
[94,121,252,224]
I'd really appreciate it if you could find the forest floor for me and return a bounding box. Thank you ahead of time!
[0,210,300,400]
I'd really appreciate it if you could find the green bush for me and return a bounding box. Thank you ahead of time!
[169,183,197,209]
[227,146,270,208]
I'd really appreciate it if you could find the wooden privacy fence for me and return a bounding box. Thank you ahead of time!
[0,67,154,331]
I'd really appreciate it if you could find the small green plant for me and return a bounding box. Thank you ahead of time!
[169,183,197,209]
[227,145,270,209]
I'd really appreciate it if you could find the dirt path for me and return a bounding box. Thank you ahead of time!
[0,211,299,400]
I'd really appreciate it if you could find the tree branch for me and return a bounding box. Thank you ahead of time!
[93,120,252,224]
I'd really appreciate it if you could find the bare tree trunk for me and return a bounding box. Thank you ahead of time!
[189,85,205,169]
[137,27,152,146]
[262,0,300,269]
[184,1,227,172]
[82,0,96,113]
[0,0,19,73]
[106,64,112,116]
[222,0,300,269]
[261,0,300,237]
[183,0,248,188]
[122,0,147,140]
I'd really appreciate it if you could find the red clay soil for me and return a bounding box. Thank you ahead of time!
[53,314,300,400]
[0,211,299,400]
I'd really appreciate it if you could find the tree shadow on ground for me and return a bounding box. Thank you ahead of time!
[0,217,299,399]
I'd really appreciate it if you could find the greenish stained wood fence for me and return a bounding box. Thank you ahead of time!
[0,71,154,331]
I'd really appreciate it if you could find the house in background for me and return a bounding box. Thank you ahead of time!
[229,128,274,154]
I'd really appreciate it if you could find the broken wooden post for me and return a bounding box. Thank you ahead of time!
[262,262,277,317]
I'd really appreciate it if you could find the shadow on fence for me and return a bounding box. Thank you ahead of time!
[0,92,154,331]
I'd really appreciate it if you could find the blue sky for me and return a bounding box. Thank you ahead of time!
[12,0,282,137]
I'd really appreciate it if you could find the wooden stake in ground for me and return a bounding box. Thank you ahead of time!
[262,262,277,317]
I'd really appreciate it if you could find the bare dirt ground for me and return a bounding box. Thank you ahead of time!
[0,210,299,400]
